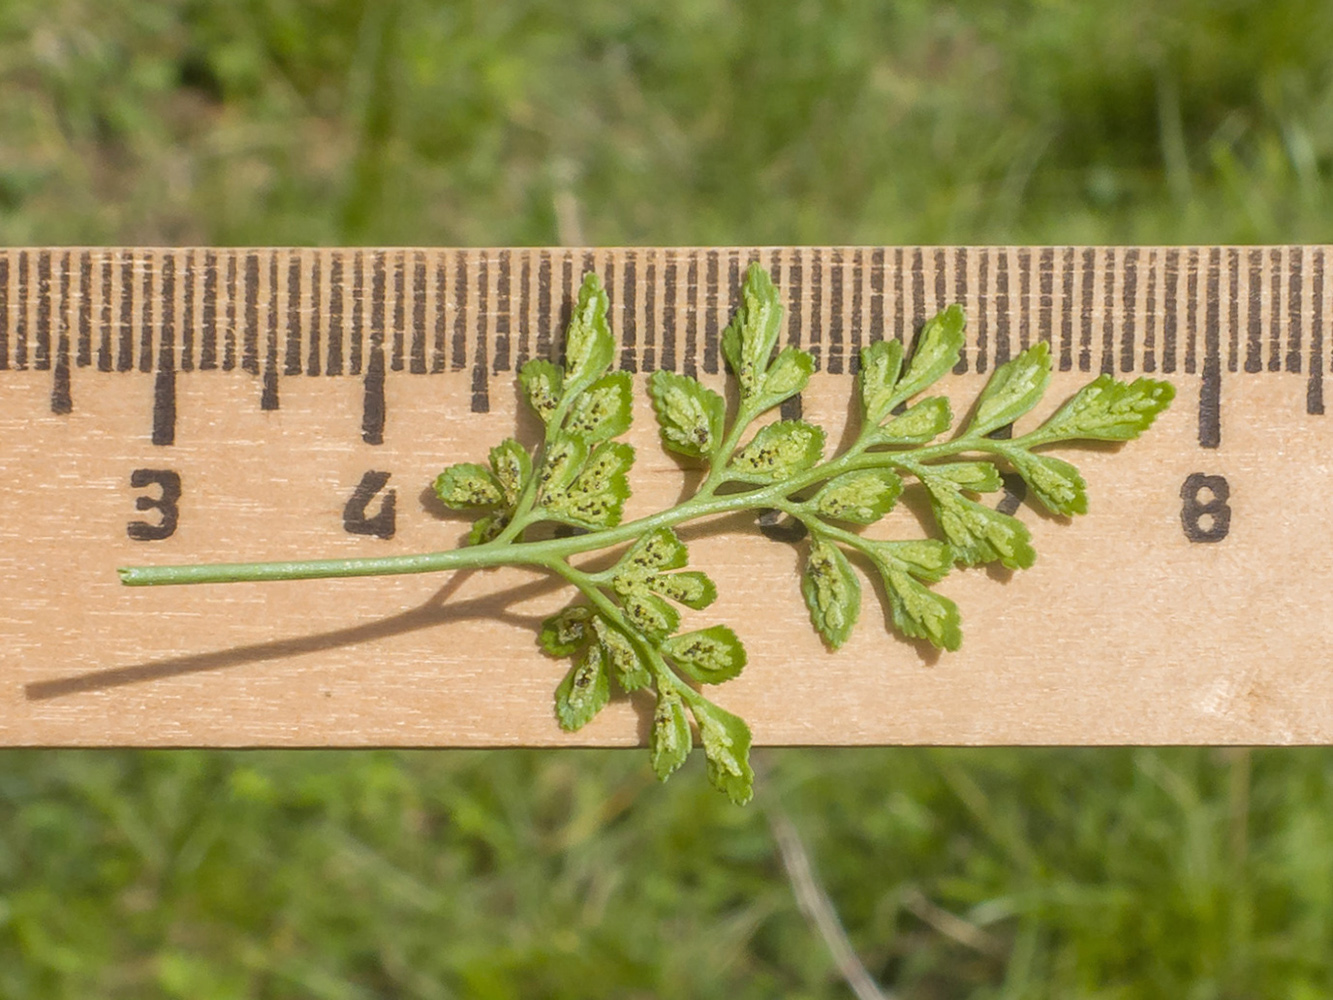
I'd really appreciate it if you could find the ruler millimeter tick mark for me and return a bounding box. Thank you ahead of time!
[0,246,1328,449]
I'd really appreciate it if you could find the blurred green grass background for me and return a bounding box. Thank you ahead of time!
[3,1,1333,996]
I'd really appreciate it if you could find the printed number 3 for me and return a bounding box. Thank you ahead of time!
[128,469,181,541]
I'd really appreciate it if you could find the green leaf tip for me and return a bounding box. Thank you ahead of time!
[922,473,1036,570]
[759,347,814,404]
[618,526,689,576]
[648,370,726,459]
[728,420,825,483]
[489,439,531,506]
[621,585,680,640]
[650,688,693,781]
[540,441,634,529]
[555,643,610,731]
[127,265,1175,807]
[563,272,614,389]
[722,262,784,398]
[663,626,747,684]
[880,563,963,651]
[813,470,902,524]
[1007,451,1087,516]
[859,339,905,424]
[968,341,1052,436]
[434,463,503,509]
[519,359,563,423]
[650,570,717,610]
[896,303,966,402]
[566,371,633,444]
[876,396,952,444]
[593,617,653,692]
[539,604,594,657]
[1033,374,1175,443]
[802,538,861,648]
[693,699,755,805]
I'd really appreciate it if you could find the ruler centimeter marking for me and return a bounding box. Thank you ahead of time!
[0,246,1328,449]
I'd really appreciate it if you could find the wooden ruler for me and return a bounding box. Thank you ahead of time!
[2,246,1330,747]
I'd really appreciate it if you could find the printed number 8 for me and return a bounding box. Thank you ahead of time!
[1180,473,1230,543]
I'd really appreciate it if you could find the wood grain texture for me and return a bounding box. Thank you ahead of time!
[1,246,1330,747]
